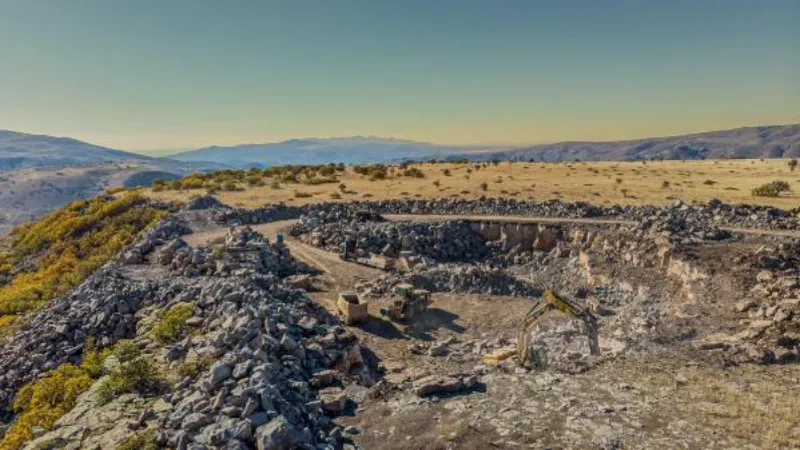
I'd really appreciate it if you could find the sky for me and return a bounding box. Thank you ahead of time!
[0,0,798,153]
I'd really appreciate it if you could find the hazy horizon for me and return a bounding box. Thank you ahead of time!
[1,0,798,152]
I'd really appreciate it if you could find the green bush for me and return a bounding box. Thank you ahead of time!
[96,340,162,405]
[751,181,791,197]
[118,430,158,450]
[402,167,425,178]
[0,342,105,450]
[150,302,194,344]
[176,356,215,379]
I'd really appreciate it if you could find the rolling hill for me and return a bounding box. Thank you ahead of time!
[0,130,156,170]
[455,124,800,162]
[0,131,218,234]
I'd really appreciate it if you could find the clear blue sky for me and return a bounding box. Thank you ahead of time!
[0,0,798,152]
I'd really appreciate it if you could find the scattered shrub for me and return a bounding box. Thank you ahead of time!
[118,430,158,450]
[479,182,488,191]
[96,340,162,405]
[402,167,425,178]
[0,342,105,450]
[150,302,195,344]
[751,181,791,197]
[104,186,127,195]
[176,356,215,379]
[353,164,388,180]
[0,364,93,449]
[294,191,312,199]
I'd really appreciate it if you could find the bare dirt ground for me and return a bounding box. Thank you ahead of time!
[182,213,800,450]
[146,159,800,210]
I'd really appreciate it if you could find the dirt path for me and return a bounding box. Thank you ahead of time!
[184,219,381,289]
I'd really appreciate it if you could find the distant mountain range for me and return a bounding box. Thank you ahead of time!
[0,130,220,172]
[455,124,800,162]
[168,136,485,167]
[4,125,798,172]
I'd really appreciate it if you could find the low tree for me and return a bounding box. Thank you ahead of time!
[751,181,791,197]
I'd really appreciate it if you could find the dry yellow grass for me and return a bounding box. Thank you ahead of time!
[638,363,800,448]
[145,159,800,209]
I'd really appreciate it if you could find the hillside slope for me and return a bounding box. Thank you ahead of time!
[459,124,800,162]
[0,131,155,170]
[0,131,220,235]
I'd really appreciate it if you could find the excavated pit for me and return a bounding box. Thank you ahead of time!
[1,197,798,450]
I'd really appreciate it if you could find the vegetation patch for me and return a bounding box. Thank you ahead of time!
[176,355,215,379]
[751,180,791,197]
[0,194,167,325]
[96,340,162,405]
[155,165,346,193]
[0,343,104,450]
[150,302,195,344]
[117,430,158,450]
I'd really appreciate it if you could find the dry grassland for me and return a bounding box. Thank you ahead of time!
[145,159,800,209]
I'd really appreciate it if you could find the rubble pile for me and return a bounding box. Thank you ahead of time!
[293,220,489,262]
[214,203,303,227]
[120,216,193,264]
[357,265,541,298]
[354,198,616,219]
[729,241,800,363]
[0,267,160,416]
[0,206,371,449]
[158,226,302,278]
[291,203,385,229]
[294,198,800,232]
[637,200,734,244]
[0,215,191,415]
[152,275,370,450]
[195,197,798,240]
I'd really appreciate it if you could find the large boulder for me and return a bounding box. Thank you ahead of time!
[519,312,597,374]
[254,416,301,450]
